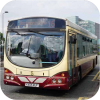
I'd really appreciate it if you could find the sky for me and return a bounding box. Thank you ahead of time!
[0,0,100,37]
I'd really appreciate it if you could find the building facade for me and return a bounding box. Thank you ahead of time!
[67,16,100,54]
[95,23,100,38]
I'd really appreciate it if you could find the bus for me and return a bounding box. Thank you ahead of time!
[4,17,98,90]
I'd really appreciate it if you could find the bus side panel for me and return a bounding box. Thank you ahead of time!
[77,55,97,78]
[4,54,17,74]
[81,60,93,78]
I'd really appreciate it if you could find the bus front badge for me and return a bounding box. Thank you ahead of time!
[20,71,22,74]
[31,71,34,76]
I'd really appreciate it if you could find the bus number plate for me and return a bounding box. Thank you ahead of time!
[25,83,39,87]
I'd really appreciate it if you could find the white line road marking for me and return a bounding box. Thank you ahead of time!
[78,97,89,100]
[92,71,100,81]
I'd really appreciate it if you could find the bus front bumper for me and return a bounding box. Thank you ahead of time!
[4,74,70,90]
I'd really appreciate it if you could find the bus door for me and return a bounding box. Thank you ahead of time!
[69,32,77,85]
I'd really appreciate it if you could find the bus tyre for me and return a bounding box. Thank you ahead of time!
[93,60,95,70]
[78,71,81,82]
[0,58,2,62]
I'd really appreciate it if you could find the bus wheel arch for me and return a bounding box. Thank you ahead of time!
[78,66,82,82]
[93,59,96,69]
[96,56,98,65]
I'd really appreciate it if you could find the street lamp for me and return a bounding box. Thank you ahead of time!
[2,11,8,44]
[2,11,8,34]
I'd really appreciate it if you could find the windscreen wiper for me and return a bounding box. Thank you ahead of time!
[20,34,36,36]
[28,29,62,36]
[28,29,45,35]
[8,30,20,35]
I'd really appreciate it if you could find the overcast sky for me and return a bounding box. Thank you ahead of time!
[0,0,100,37]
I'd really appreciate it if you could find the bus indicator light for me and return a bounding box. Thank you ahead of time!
[61,73,65,77]
[5,69,12,73]
[5,69,8,73]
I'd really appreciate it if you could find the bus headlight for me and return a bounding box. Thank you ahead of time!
[6,75,9,80]
[58,79,62,83]
[10,76,14,80]
[52,79,56,83]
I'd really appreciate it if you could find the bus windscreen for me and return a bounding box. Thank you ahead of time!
[8,18,66,29]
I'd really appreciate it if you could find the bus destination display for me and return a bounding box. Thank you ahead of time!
[18,18,55,28]
[8,18,65,29]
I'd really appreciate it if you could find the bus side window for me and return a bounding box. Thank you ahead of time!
[77,34,82,58]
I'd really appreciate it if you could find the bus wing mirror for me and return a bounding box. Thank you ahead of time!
[70,35,76,44]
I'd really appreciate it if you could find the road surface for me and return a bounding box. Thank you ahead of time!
[0,56,100,100]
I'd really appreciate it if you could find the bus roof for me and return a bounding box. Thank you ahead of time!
[66,19,97,39]
[8,16,66,22]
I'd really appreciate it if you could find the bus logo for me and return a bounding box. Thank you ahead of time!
[31,71,34,76]
[20,71,22,74]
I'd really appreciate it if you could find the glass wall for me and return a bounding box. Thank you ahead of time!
[78,21,95,34]
[67,16,79,24]
[67,16,95,34]
[98,39,100,45]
